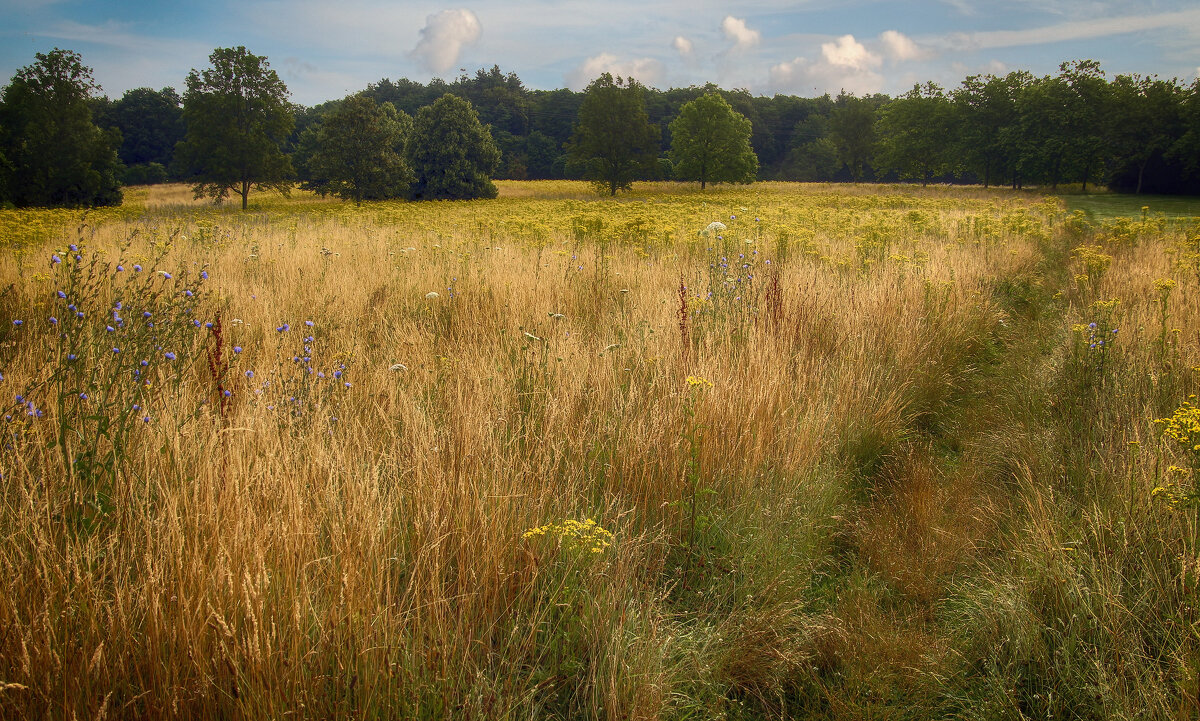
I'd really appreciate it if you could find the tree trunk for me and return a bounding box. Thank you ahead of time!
[700,179,706,190]
[1136,160,1146,195]
[241,179,250,210]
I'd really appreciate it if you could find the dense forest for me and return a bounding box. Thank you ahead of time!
[4,50,1200,207]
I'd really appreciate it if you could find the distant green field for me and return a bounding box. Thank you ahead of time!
[1061,192,1200,221]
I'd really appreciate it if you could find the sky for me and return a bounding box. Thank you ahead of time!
[1,0,1198,106]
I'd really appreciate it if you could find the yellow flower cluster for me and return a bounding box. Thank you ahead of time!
[522,518,613,554]
[686,375,714,389]
[1155,399,1200,452]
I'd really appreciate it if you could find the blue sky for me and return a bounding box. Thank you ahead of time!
[2,0,1198,105]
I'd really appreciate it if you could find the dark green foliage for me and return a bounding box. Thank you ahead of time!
[668,92,758,189]
[175,46,294,209]
[122,162,169,186]
[302,95,414,204]
[95,87,184,173]
[567,74,660,196]
[406,93,500,200]
[828,92,881,181]
[0,49,123,207]
[875,82,954,186]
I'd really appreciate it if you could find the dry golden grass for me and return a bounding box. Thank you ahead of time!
[3,181,1195,718]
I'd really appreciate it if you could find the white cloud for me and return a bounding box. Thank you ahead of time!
[769,34,883,96]
[673,35,694,57]
[721,16,760,50]
[411,8,482,74]
[879,30,928,62]
[566,52,664,90]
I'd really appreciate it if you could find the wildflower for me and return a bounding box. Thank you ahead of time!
[425,292,440,299]
[193,320,201,327]
[344,382,352,388]
[223,390,231,397]
[277,323,289,332]
[79,393,87,400]
[51,254,61,264]
[305,320,314,327]
[245,370,253,378]
[205,322,213,329]
[200,270,208,279]
[112,347,120,354]
[184,290,193,297]
[68,354,76,361]
[12,320,22,327]
[334,370,342,379]
[159,271,172,279]
[686,375,714,389]
[106,325,115,332]
[164,352,176,360]
[69,244,77,252]
[49,317,57,324]
[133,265,142,272]
[116,265,124,272]
[143,416,150,423]
[140,360,148,367]
[233,346,242,353]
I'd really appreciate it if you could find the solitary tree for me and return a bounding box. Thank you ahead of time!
[669,92,758,189]
[303,95,414,204]
[0,49,122,207]
[567,74,660,196]
[406,93,501,200]
[175,47,294,209]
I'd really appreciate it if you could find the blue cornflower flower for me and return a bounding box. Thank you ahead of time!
[245,370,253,378]
[143,416,150,423]
[140,360,148,367]
[200,271,208,279]
[223,390,231,397]
[334,370,342,379]
[116,265,124,272]
[205,322,213,329]
[233,346,243,353]
[68,354,76,361]
[106,325,114,332]
[76,311,84,318]
[133,265,142,272]
[193,320,201,327]
[112,347,120,354]
[12,320,22,326]
[49,317,57,324]
[164,352,176,360]
[143,311,151,318]
[74,255,81,262]
[184,290,193,297]
[132,403,140,410]
[69,244,77,252]
[277,323,289,332]
[305,320,313,327]
[52,255,62,264]
[162,272,172,280]
[79,393,87,400]
[344,382,352,388]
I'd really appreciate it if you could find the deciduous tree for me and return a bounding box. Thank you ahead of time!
[303,95,414,204]
[668,92,758,189]
[0,49,122,207]
[566,74,660,196]
[176,47,294,209]
[406,93,501,200]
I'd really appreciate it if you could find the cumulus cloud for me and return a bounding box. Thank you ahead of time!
[769,34,883,96]
[411,9,481,74]
[566,53,665,90]
[673,35,694,57]
[879,30,927,62]
[721,16,760,50]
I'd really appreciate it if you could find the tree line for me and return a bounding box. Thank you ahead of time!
[2,48,1199,209]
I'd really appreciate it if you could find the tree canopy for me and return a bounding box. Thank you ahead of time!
[668,91,758,189]
[175,46,294,209]
[875,82,954,186]
[567,74,660,196]
[406,93,501,200]
[0,48,122,207]
[302,95,414,204]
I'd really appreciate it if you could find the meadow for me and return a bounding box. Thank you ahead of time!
[1,180,1199,719]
